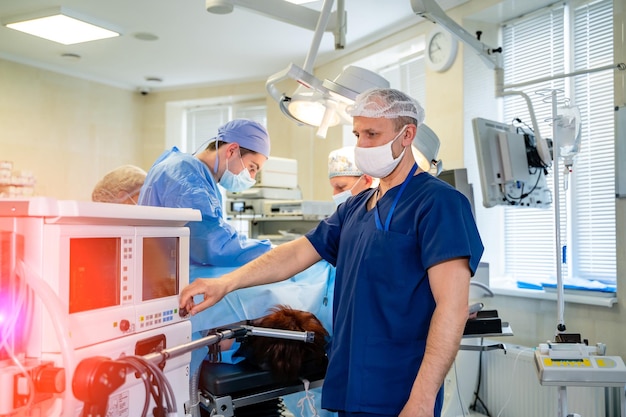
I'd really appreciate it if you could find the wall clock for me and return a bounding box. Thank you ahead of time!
[426,27,458,72]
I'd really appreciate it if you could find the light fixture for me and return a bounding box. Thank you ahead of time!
[3,7,120,45]
[269,65,389,138]
[206,0,350,137]
[323,66,388,102]
[60,52,81,61]
[268,62,328,125]
[322,66,390,124]
[205,0,346,48]
[412,123,443,175]
[284,85,341,127]
[262,0,392,137]
[205,0,234,14]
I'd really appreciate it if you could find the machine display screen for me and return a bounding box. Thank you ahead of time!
[142,237,179,301]
[69,238,121,313]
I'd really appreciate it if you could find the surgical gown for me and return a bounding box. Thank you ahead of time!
[139,147,271,266]
[306,172,484,416]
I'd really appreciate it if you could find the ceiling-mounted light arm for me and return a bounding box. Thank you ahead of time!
[334,0,346,49]
[264,0,388,137]
[302,0,335,72]
[265,63,326,124]
[410,0,501,70]
[409,0,552,165]
[229,0,323,31]
[219,0,346,50]
[265,0,334,122]
[265,0,334,96]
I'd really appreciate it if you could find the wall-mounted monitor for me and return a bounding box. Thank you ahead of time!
[472,117,552,208]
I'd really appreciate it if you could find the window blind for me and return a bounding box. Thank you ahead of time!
[379,54,426,108]
[501,0,615,287]
[185,103,267,154]
[346,52,426,146]
[571,0,615,282]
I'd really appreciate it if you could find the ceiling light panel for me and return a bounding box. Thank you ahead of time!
[4,7,120,45]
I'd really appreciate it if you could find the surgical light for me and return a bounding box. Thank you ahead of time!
[413,123,443,175]
[284,85,338,127]
[278,66,389,128]
[3,7,120,45]
[323,66,389,102]
[268,64,390,137]
[322,66,390,124]
[264,0,391,137]
[208,0,372,137]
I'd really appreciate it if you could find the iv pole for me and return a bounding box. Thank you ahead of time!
[551,89,566,335]
[550,88,568,417]
[501,66,624,417]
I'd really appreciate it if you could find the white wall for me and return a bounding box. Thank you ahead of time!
[0,59,143,200]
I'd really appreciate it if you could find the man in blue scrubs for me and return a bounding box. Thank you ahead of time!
[139,119,272,266]
[180,88,484,417]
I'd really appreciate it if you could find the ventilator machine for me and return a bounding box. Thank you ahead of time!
[0,197,204,416]
[0,197,333,417]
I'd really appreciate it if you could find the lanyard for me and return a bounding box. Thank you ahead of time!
[374,163,418,231]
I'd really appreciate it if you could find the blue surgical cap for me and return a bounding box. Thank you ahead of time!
[217,119,271,158]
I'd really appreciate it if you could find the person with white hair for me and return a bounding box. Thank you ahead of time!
[91,164,147,204]
[327,146,375,206]
[179,88,483,417]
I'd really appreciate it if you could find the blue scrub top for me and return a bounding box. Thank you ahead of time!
[139,147,271,266]
[306,172,484,416]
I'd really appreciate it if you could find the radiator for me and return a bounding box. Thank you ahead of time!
[476,343,619,417]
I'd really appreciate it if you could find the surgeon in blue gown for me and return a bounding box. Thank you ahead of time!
[180,88,484,417]
[138,119,272,266]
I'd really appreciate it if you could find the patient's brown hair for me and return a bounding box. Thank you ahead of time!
[234,305,329,380]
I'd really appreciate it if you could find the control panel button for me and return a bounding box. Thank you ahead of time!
[119,319,130,332]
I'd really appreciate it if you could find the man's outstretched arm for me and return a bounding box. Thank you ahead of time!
[179,236,322,315]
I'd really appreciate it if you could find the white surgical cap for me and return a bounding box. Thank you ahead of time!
[328,146,363,178]
[92,165,147,203]
[347,88,425,125]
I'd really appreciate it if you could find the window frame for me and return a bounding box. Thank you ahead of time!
[465,0,616,306]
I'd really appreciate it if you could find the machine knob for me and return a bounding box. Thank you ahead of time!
[119,319,131,332]
[34,366,65,393]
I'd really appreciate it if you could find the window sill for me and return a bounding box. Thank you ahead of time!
[490,283,617,308]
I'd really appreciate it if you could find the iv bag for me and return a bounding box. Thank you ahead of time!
[555,105,582,166]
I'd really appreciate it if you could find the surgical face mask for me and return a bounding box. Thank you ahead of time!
[333,190,352,207]
[354,125,408,178]
[219,153,256,192]
[332,176,364,207]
